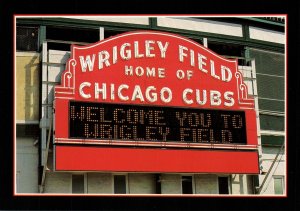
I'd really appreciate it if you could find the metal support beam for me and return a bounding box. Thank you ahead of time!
[256,142,284,194]
[39,118,52,193]
[40,41,48,166]
[99,27,104,41]
[203,38,208,47]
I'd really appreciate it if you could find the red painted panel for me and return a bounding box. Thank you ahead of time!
[55,145,259,174]
[245,109,258,145]
[54,99,69,138]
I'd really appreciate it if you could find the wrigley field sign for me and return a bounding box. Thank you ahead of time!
[54,31,259,173]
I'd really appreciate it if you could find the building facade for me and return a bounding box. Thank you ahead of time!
[15,16,286,195]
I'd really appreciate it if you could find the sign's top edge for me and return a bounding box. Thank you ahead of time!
[71,30,237,64]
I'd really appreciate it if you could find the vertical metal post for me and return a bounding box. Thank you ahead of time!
[251,59,262,157]
[99,27,104,41]
[203,38,208,48]
[40,41,48,166]
[39,119,52,193]
[38,26,46,51]
[250,59,264,194]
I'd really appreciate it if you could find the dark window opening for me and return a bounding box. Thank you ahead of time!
[17,26,39,51]
[218,177,229,194]
[155,174,161,194]
[47,42,72,51]
[46,28,128,51]
[16,124,40,137]
[104,30,130,39]
[182,176,193,194]
[46,27,99,43]
[72,175,84,193]
[207,42,246,65]
[189,37,203,46]
[114,175,126,194]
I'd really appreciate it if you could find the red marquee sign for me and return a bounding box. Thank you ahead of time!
[54,31,259,174]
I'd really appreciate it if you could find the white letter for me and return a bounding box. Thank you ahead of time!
[186,70,193,80]
[98,51,110,70]
[183,88,193,104]
[135,66,144,77]
[146,67,156,77]
[79,54,95,72]
[131,85,145,102]
[198,53,207,73]
[134,41,144,58]
[95,83,107,100]
[112,46,118,64]
[158,68,165,78]
[176,69,185,80]
[190,50,195,67]
[210,60,220,80]
[210,90,221,106]
[110,84,115,100]
[157,41,169,58]
[120,43,131,60]
[179,45,188,62]
[224,91,234,107]
[118,84,129,101]
[145,86,157,102]
[124,65,133,76]
[221,65,232,82]
[160,87,172,103]
[145,40,155,57]
[196,89,207,105]
[79,82,91,99]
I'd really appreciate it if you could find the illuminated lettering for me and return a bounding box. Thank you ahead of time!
[221,65,232,82]
[69,102,246,144]
[177,46,234,82]
[145,40,155,58]
[198,53,207,73]
[182,88,193,104]
[179,45,188,62]
[134,41,144,58]
[118,84,129,101]
[210,60,220,80]
[232,115,243,128]
[224,91,234,107]
[131,85,145,102]
[196,89,207,105]
[79,82,91,99]
[160,87,172,103]
[176,112,187,127]
[79,54,95,72]
[114,108,125,123]
[180,128,190,142]
[157,41,169,58]
[145,86,157,102]
[98,50,110,69]
[210,90,222,106]
[146,126,158,141]
[120,43,131,60]
[95,83,107,100]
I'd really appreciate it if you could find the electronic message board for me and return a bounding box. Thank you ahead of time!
[69,101,247,144]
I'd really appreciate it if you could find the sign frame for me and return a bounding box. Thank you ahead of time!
[53,30,259,174]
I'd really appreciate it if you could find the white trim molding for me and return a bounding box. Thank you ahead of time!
[157,17,243,37]
[260,130,285,136]
[16,120,39,124]
[249,26,285,44]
